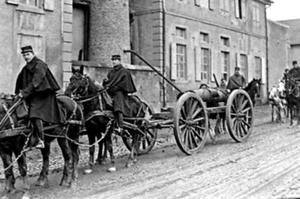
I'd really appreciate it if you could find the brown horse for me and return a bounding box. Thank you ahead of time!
[0,93,83,198]
[65,73,149,170]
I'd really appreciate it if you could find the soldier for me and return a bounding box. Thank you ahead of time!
[15,45,65,149]
[288,60,300,81]
[102,54,136,134]
[226,66,246,91]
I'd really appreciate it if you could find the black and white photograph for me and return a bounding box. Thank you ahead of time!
[0,0,300,198]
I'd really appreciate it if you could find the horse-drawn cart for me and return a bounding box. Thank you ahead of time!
[123,50,254,155]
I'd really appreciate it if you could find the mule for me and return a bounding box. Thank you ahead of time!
[65,73,147,170]
[0,93,83,198]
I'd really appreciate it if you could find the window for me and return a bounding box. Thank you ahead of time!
[20,0,43,7]
[221,36,230,47]
[235,0,246,19]
[220,0,229,12]
[200,32,209,43]
[199,0,209,9]
[176,27,187,39]
[240,54,248,81]
[252,2,260,26]
[176,44,187,80]
[201,48,210,82]
[221,51,230,80]
[255,56,262,79]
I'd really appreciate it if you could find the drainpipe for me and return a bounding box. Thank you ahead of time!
[162,0,166,107]
[264,5,270,99]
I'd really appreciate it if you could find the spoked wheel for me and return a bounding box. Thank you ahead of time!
[174,92,208,155]
[122,101,158,155]
[226,89,254,142]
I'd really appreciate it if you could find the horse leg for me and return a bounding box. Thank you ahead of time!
[87,132,95,169]
[0,152,16,196]
[96,135,107,165]
[36,141,51,187]
[67,128,80,185]
[57,137,73,187]
[106,131,116,172]
[14,142,30,191]
[126,132,139,168]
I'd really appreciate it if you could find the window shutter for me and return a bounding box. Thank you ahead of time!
[261,57,266,84]
[195,47,201,81]
[241,0,246,19]
[235,0,240,18]
[44,0,54,11]
[170,43,177,80]
[6,0,19,5]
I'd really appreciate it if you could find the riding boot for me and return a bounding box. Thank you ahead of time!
[32,118,45,149]
[115,111,125,136]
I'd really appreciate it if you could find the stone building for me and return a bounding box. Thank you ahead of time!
[130,0,272,105]
[1,0,131,90]
[278,19,300,67]
[267,20,289,89]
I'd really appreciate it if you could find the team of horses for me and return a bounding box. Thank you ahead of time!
[0,74,264,198]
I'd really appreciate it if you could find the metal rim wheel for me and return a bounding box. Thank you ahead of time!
[226,89,254,142]
[174,92,208,155]
[122,101,158,155]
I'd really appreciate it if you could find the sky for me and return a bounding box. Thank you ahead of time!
[267,0,300,21]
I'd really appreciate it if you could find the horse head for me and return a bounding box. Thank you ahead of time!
[244,78,261,106]
[65,73,90,98]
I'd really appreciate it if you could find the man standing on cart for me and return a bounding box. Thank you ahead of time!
[226,66,246,91]
[102,54,137,135]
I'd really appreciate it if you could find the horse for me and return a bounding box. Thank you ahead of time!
[243,78,262,107]
[0,93,83,198]
[65,73,116,172]
[65,73,148,170]
[284,73,300,126]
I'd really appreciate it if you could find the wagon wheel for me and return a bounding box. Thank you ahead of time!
[174,92,208,155]
[226,89,253,142]
[122,101,158,155]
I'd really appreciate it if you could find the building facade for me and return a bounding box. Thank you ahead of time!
[279,19,300,67]
[130,0,272,105]
[1,0,131,91]
[267,20,289,89]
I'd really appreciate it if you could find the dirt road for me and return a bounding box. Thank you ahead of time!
[3,105,300,199]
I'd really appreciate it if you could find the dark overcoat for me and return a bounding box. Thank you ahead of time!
[15,56,65,124]
[226,74,246,91]
[103,64,136,116]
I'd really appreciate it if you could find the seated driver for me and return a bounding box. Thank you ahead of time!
[226,66,246,91]
[102,54,137,135]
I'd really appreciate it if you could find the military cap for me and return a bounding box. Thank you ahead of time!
[234,66,240,70]
[292,60,298,65]
[111,54,121,60]
[21,45,34,54]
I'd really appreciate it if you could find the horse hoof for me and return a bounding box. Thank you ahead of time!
[126,162,134,168]
[107,167,117,172]
[22,191,31,199]
[35,179,48,187]
[1,195,9,199]
[83,169,93,174]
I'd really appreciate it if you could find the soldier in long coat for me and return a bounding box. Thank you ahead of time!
[15,45,65,148]
[226,66,246,91]
[103,54,136,133]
